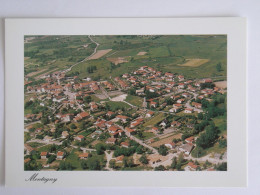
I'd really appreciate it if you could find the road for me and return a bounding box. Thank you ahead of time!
[24,120,41,128]
[185,153,227,164]
[63,35,100,73]
[99,85,111,100]
[26,139,62,145]
[64,89,85,112]
[110,77,122,91]
[116,123,158,154]
[105,151,114,171]
[184,91,203,113]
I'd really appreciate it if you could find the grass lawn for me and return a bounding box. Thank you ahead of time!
[125,95,143,107]
[135,131,154,140]
[105,101,131,111]
[37,144,52,152]
[28,142,45,148]
[213,115,227,136]
[143,113,166,128]
[65,149,82,170]
[121,166,153,171]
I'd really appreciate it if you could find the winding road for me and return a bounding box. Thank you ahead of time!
[63,35,100,74]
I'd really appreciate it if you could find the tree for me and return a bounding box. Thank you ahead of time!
[24,160,42,171]
[216,62,222,72]
[95,143,106,155]
[136,145,145,154]
[70,123,77,129]
[192,146,206,158]
[154,165,165,171]
[127,157,134,167]
[158,145,168,156]
[123,157,128,168]
[219,139,227,148]
[41,117,49,125]
[109,159,116,169]
[87,158,101,170]
[196,124,219,149]
[139,154,148,164]
[171,157,177,169]
[81,160,88,169]
[216,162,227,171]
[47,155,56,164]
[128,88,136,95]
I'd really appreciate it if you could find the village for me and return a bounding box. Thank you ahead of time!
[24,65,227,171]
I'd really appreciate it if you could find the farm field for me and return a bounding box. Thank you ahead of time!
[125,95,143,107]
[214,81,227,89]
[88,49,112,60]
[143,113,166,128]
[149,133,182,147]
[179,59,209,67]
[25,35,227,80]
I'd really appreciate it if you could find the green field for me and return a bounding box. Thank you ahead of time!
[105,101,131,111]
[25,35,227,80]
[125,95,143,107]
[28,142,45,148]
[143,113,166,128]
[64,149,82,170]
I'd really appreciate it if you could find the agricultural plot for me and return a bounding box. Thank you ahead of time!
[88,49,112,60]
[143,113,165,128]
[178,59,210,67]
[149,133,182,148]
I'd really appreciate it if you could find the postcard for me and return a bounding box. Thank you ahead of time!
[5,18,247,187]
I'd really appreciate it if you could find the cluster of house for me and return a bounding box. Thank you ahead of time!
[24,65,226,171]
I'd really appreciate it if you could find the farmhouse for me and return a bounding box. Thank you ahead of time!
[78,153,89,160]
[116,115,129,123]
[171,121,181,128]
[165,142,176,149]
[106,137,117,145]
[120,142,130,148]
[61,131,69,138]
[192,102,202,109]
[56,151,65,160]
[74,135,85,142]
[186,161,199,171]
[185,136,195,143]
[184,108,193,113]
[146,111,154,118]
[40,152,48,159]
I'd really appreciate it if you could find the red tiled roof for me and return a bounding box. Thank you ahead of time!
[57,151,64,156]
[40,152,47,156]
[79,153,89,158]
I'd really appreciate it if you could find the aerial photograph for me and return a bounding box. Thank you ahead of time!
[24,35,227,171]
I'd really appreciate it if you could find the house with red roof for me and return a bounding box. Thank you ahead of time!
[40,152,48,159]
[192,102,202,109]
[146,111,154,118]
[56,151,65,160]
[125,127,135,136]
[165,142,176,149]
[184,108,193,113]
[186,161,199,171]
[78,153,89,160]
[150,101,158,108]
[185,136,195,144]
[120,142,130,148]
[116,115,129,123]
[74,135,85,142]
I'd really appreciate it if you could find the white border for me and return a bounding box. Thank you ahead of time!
[5,18,247,187]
